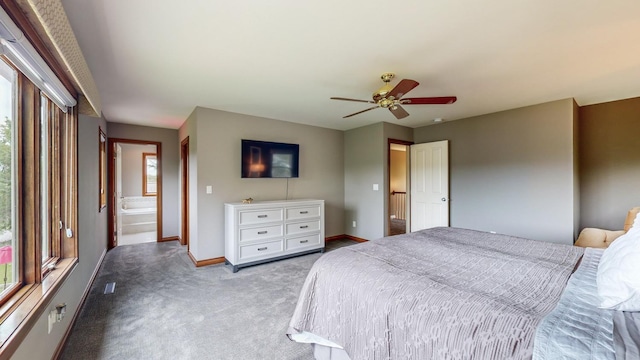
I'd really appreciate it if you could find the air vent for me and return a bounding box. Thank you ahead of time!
[104,282,116,294]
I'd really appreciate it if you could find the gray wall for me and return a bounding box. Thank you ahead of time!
[413,99,578,244]
[108,123,180,238]
[181,107,344,261]
[579,97,640,230]
[13,114,109,359]
[344,123,384,240]
[120,143,155,196]
[343,122,413,240]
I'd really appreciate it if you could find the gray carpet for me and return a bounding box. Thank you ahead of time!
[60,239,357,360]
[390,218,406,236]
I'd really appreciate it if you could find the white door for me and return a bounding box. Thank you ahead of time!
[116,144,123,241]
[410,140,449,231]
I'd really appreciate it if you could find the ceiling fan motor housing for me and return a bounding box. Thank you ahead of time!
[373,83,394,102]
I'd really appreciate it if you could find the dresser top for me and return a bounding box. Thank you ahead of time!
[225,199,323,206]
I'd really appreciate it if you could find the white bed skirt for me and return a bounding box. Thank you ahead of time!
[289,331,351,360]
[313,344,351,360]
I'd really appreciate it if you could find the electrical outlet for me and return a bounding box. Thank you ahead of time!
[352,221,356,228]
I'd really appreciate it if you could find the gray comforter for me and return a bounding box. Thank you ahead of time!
[288,227,584,360]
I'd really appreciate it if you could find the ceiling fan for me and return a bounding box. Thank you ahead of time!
[330,73,456,119]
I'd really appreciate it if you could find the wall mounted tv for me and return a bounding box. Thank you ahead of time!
[241,139,299,178]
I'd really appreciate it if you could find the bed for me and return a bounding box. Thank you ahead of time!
[287,227,640,360]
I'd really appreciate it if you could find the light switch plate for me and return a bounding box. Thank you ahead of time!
[373,184,379,191]
[206,185,212,194]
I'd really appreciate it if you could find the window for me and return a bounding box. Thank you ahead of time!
[0,55,77,299]
[0,58,16,297]
[41,94,50,263]
[143,153,157,196]
[0,55,78,351]
[40,95,63,269]
[0,4,79,357]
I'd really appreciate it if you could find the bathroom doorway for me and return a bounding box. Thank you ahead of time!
[108,139,162,249]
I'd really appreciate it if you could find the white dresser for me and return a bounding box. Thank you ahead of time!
[224,199,325,272]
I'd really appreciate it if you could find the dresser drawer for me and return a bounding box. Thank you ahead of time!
[239,240,283,260]
[286,220,320,236]
[239,209,283,225]
[239,224,283,242]
[286,205,321,220]
[286,233,321,250]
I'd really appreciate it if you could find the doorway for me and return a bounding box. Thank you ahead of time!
[108,138,163,249]
[388,139,413,236]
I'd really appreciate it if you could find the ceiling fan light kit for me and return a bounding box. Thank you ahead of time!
[331,73,457,120]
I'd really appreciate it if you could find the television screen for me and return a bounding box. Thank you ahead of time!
[241,140,299,178]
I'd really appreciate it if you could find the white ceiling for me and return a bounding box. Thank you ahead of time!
[60,0,640,131]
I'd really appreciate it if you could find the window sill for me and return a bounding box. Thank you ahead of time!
[0,257,78,360]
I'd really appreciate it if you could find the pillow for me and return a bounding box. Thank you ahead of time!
[630,211,640,234]
[597,213,640,311]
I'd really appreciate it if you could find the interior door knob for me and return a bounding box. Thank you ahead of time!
[441,198,447,201]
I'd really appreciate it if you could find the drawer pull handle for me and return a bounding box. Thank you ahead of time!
[300,225,309,229]
[257,215,268,218]
[257,247,268,251]
[300,240,309,243]
[300,211,309,214]
[257,231,268,235]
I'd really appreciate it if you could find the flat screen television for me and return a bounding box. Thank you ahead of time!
[241,139,299,178]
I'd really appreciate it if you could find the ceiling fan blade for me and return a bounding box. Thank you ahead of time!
[387,79,419,100]
[401,96,457,105]
[389,105,409,119]
[343,106,379,118]
[330,97,375,103]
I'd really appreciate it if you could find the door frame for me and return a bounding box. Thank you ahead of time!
[387,138,413,236]
[107,138,163,249]
[180,137,189,249]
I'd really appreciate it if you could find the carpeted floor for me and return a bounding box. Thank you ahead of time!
[60,239,357,360]
[390,218,406,236]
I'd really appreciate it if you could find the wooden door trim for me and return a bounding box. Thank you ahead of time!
[387,139,413,236]
[107,138,163,249]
